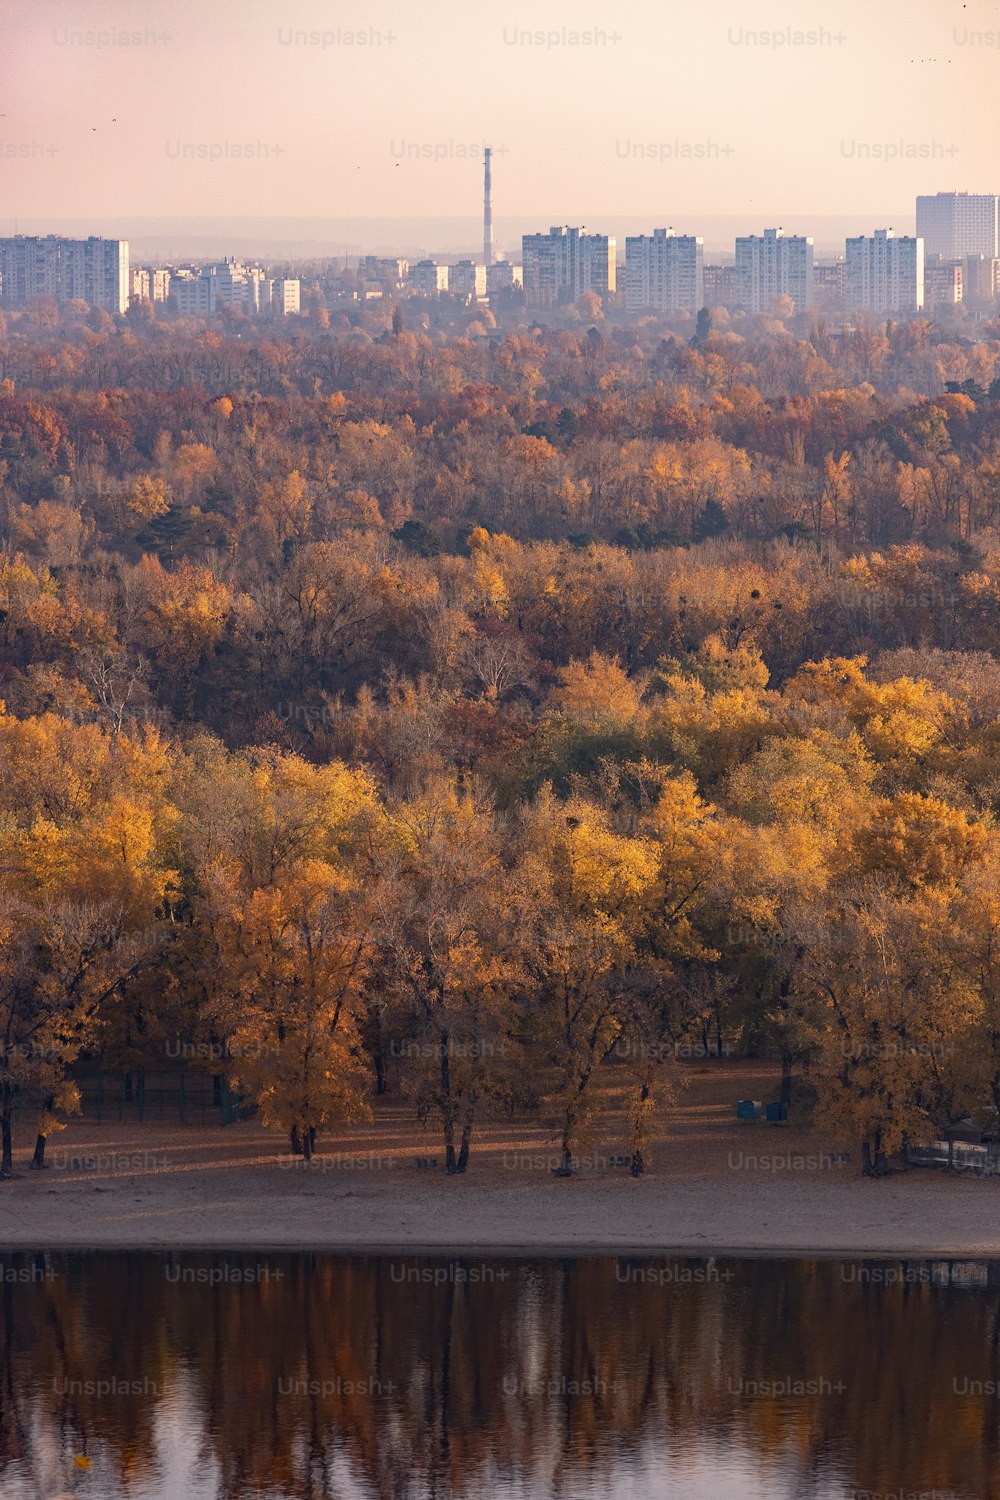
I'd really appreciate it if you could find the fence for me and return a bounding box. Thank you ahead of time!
[906,1139,999,1176]
[71,1070,245,1127]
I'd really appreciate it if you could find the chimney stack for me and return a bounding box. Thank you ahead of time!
[483,146,494,266]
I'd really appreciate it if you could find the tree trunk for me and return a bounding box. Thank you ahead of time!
[990,1062,1000,1121]
[555,1119,574,1176]
[440,1030,459,1174]
[861,1134,888,1177]
[630,1079,650,1176]
[302,1127,313,1162]
[869,1134,887,1182]
[455,1097,477,1175]
[374,1049,386,1096]
[290,1125,302,1156]
[779,1053,793,1109]
[1,1086,13,1180]
[307,1126,316,1157]
[873,1127,888,1177]
[443,1108,458,1173]
[30,1094,55,1169]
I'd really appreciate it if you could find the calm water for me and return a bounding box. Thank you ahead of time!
[1,1252,999,1499]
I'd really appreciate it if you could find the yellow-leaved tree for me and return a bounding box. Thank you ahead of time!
[0,708,175,1176]
[519,785,662,1175]
[372,775,527,1174]
[178,741,380,1158]
[797,794,988,1175]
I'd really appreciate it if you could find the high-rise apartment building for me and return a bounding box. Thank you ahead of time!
[172,260,258,315]
[521,227,616,305]
[214,258,265,310]
[169,260,296,316]
[734,228,813,312]
[702,264,740,308]
[916,192,999,261]
[486,260,522,295]
[845,229,924,313]
[0,235,129,314]
[409,261,450,295]
[964,255,1000,306]
[170,269,215,316]
[923,261,963,312]
[813,262,845,311]
[624,228,704,314]
[449,261,487,299]
[266,278,300,315]
[128,267,172,304]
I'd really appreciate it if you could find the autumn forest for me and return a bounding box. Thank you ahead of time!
[4,299,1000,1180]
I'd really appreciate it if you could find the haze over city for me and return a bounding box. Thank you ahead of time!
[3,0,998,255]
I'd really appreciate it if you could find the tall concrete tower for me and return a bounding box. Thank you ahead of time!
[483,147,494,266]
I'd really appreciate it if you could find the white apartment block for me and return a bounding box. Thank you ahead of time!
[486,259,522,295]
[964,255,1000,305]
[0,235,129,314]
[266,277,300,314]
[220,259,264,310]
[521,227,616,305]
[170,269,215,316]
[735,228,813,313]
[409,261,450,295]
[449,261,487,299]
[129,267,172,304]
[170,260,296,316]
[171,261,250,315]
[845,230,924,314]
[916,192,999,261]
[624,228,704,314]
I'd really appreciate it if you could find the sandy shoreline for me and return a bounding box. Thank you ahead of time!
[4,1122,1000,1258]
[5,1063,1000,1257]
[6,1180,1000,1258]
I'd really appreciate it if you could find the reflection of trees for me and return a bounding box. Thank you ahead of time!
[1,1254,999,1498]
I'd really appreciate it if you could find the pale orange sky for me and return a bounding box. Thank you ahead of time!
[1,0,996,229]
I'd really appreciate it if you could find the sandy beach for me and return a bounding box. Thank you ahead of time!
[5,1138,1000,1257]
[2,1061,998,1256]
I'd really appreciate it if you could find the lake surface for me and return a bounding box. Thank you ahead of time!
[1,1252,999,1499]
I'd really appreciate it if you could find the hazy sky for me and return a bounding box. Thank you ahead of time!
[1,0,997,238]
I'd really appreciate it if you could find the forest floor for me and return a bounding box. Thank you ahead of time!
[4,1059,999,1255]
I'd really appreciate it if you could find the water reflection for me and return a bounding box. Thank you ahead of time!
[0,1253,998,1498]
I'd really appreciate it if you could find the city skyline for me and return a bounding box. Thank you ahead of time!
[5,212,978,317]
[6,198,998,269]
